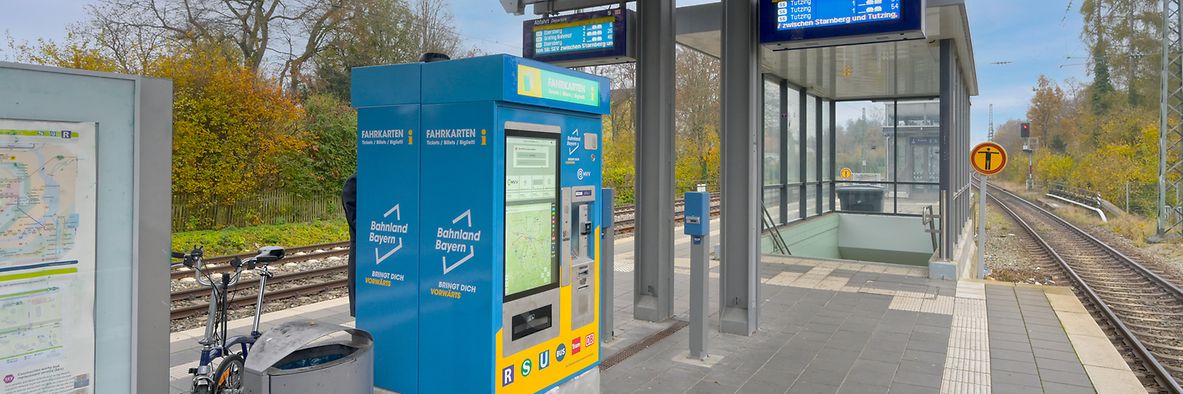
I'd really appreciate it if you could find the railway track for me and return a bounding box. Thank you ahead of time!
[170,196,722,322]
[170,241,350,280]
[988,184,1183,393]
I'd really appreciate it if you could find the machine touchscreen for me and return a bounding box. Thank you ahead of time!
[504,133,560,300]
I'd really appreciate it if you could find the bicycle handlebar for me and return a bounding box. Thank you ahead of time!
[171,246,285,288]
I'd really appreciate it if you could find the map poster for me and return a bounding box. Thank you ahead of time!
[0,119,97,394]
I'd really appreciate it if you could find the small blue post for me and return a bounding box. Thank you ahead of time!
[600,188,615,343]
[684,191,710,360]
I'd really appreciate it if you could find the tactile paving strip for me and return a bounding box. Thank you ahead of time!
[939,281,990,394]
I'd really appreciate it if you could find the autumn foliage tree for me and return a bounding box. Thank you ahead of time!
[160,46,306,210]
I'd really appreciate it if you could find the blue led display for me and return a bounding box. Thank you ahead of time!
[775,0,902,30]
[524,9,633,66]
[760,0,924,48]
[534,20,614,55]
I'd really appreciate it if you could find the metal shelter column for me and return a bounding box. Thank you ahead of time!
[633,0,676,322]
[719,0,761,336]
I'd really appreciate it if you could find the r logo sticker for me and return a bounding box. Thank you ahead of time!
[502,365,514,386]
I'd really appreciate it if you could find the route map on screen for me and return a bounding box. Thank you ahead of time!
[774,0,902,31]
[504,135,559,298]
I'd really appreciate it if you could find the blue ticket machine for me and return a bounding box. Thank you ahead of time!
[351,55,609,393]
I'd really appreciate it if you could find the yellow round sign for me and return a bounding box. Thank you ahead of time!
[839,167,853,180]
[970,142,1008,176]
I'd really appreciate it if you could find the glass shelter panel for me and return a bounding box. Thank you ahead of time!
[805,96,817,183]
[764,186,783,224]
[822,99,832,182]
[892,100,941,214]
[785,187,801,222]
[836,101,890,182]
[786,86,801,184]
[763,79,781,186]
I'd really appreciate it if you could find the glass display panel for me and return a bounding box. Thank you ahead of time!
[504,133,560,299]
[786,87,801,183]
[764,79,782,185]
[806,95,818,182]
[763,186,783,224]
[836,101,891,182]
[806,185,818,216]
[822,99,833,181]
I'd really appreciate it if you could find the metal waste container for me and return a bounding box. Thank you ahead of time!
[244,320,373,394]
[836,185,885,213]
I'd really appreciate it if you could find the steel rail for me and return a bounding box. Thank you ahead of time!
[170,265,346,302]
[170,243,350,280]
[170,277,349,320]
[988,184,1183,393]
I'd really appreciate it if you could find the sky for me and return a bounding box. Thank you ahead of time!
[1,0,1089,143]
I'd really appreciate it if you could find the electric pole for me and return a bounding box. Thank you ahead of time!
[987,104,995,141]
[1159,0,1183,237]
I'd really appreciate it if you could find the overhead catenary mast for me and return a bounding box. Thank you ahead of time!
[1160,0,1183,237]
[987,104,994,141]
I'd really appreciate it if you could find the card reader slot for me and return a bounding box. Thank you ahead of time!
[511,305,553,341]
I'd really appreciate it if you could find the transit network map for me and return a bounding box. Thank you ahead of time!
[0,119,96,394]
[505,202,557,296]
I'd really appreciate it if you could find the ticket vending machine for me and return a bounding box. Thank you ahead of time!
[351,54,608,394]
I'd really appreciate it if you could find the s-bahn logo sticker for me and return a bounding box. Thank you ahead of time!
[970,142,1008,176]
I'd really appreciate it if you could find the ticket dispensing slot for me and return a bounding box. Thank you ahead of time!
[511,305,553,340]
[566,186,596,329]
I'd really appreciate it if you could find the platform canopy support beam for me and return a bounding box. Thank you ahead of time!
[632,0,676,322]
[719,0,761,336]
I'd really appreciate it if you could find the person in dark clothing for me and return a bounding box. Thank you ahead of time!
[342,174,358,317]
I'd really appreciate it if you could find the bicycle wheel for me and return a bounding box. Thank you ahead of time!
[192,384,212,394]
[213,353,245,393]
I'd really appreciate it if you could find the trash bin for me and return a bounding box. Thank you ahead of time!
[243,320,373,394]
[836,185,885,213]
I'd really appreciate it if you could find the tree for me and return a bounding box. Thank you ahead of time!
[280,94,358,195]
[311,0,420,101]
[1027,75,1066,146]
[6,29,119,72]
[1080,0,1162,107]
[675,47,721,192]
[160,45,306,209]
[582,63,637,203]
[409,0,463,56]
[94,0,350,91]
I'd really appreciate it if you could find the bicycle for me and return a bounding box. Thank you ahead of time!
[172,245,285,394]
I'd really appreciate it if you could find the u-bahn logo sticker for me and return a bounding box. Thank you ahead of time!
[970,142,1008,176]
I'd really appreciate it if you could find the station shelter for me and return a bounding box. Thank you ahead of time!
[675,0,979,275]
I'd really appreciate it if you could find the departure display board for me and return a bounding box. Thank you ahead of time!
[524,9,635,67]
[776,0,902,30]
[761,0,925,50]
[534,16,614,55]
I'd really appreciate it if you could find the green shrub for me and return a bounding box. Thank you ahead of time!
[172,220,349,256]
